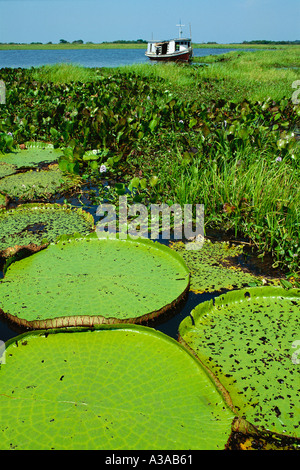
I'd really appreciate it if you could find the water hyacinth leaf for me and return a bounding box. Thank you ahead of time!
[149,175,159,187]
[178,286,300,438]
[82,150,101,161]
[0,203,95,257]
[0,234,190,328]
[0,325,236,450]
[170,240,266,294]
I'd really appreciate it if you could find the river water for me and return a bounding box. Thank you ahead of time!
[0,47,242,69]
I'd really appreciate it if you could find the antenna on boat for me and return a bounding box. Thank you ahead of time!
[176,20,185,38]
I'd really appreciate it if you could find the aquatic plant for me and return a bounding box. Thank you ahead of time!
[179,286,300,439]
[0,325,236,450]
[0,165,80,201]
[0,141,61,169]
[0,234,190,328]
[0,193,7,209]
[0,203,94,256]
[170,239,269,294]
[0,162,16,178]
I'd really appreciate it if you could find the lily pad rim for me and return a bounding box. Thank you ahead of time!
[0,233,190,328]
[0,203,95,259]
[187,285,300,327]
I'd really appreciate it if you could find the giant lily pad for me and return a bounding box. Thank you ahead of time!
[0,203,95,257]
[0,193,7,209]
[0,325,236,450]
[0,142,61,170]
[0,165,80,201]
[170,240,270,294]
[0,234,190,328]
[178,286,300,439]
[0,162,17,178]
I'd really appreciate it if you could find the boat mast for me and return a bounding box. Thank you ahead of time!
[176,20,185,38]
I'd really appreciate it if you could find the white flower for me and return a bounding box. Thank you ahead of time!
[99,164,107,173]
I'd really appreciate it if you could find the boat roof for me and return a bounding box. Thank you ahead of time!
[147,38,191,43]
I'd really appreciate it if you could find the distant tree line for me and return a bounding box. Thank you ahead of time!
[101,39,147,44]
[0,39,147,45]
[242,40,300,45]
[1,39,298,46]
[59,39,147,44]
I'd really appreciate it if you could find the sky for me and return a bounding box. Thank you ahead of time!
[0,0,299,44]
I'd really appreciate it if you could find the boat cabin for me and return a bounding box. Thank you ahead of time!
[146,38,192,57]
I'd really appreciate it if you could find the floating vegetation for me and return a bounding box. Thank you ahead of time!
[0,165,80,201]
[0,203,95,257]
[0,162,17,178]
[0,325,236,450]
[178,286,300,439]
[0,234,190,328]
[0,142,61,170]
[0,193,7,209]
[170,239,272,294]
[0,56,298,450]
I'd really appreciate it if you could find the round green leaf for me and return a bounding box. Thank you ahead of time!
[0,142,61,169]
[0,325,235,450]
[0,203,95,256]
[0,162,17,178]
[0,165,80,201]
[179,286,300,438]
[0,235,190,328]
[0,193,7,209]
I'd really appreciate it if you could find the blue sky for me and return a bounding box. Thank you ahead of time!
[0,0,299,44]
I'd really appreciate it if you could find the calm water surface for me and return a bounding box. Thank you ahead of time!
[0,47,243,69]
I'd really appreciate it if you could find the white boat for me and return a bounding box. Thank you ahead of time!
[145,22,193,63]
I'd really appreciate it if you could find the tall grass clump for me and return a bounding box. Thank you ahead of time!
[30,63,101,84]
[150,146,300,277]
[193,48,300,102]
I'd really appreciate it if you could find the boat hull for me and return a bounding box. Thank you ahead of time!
[145,49,192,63]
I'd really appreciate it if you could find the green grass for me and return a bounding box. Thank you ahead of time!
[0,42,294,51]
[193,48,300,102]
[110,47,300,103]
[130,131,300,276]
[29,63,101,83]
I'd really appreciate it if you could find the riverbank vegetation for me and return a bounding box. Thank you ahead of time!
[0,41,298,50]
[0,47,299,279]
